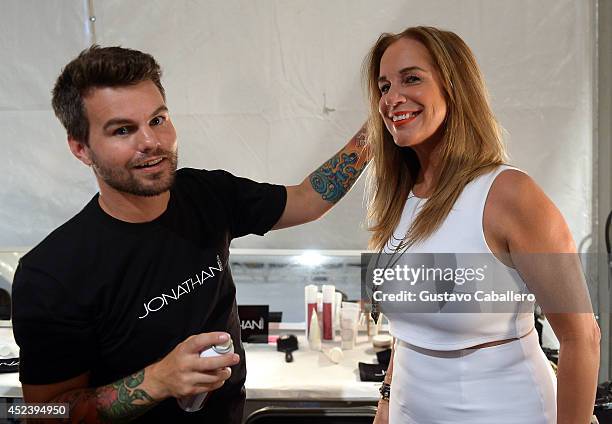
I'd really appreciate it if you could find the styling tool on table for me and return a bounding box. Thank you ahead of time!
[277,334,299,362]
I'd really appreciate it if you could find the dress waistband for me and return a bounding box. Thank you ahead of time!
[396,327,535,357]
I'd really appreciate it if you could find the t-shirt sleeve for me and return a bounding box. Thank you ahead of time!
[12,263,96,384]
[207,170,288,239]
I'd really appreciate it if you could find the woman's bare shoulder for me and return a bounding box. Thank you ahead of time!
[485,168,575,253]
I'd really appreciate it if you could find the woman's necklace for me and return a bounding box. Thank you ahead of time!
[370,195,422,322]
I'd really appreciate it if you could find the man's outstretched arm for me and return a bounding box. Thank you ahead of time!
[272,125,369,230]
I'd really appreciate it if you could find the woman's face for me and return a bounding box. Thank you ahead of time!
[377,38,447,149]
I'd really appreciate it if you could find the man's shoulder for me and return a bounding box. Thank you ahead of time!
[175,167,235,186]
[19,197,99,272]
[174,167,244,203]
[175,167,276,193]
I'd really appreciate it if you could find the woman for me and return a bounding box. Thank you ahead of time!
[363,26,600,423]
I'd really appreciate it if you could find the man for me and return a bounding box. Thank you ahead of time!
[11,46,368,423]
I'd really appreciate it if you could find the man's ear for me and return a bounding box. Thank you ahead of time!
[67,137,93,166]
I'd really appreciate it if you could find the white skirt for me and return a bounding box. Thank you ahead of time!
[389,330,557,423]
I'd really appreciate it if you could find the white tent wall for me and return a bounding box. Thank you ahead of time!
[0,0,95,247]
[0,0,595,253]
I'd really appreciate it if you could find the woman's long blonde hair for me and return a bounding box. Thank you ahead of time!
[364,26,507,251]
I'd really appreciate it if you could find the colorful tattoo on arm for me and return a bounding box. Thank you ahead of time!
[354,126,368,148]
[309,127,369,204]
[309,153,361,203]
[98,370,154,421]
[52,370,156,423]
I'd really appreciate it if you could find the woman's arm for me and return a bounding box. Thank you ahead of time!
[487,170,600,424]
[374,343,394,424]
[546,312,600,423]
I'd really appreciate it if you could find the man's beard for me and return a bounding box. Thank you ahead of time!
[90,148,178,197]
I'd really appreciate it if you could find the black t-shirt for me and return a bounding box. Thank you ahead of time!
[12,168,287,423]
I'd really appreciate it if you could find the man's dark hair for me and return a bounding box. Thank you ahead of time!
[52,45,165,145]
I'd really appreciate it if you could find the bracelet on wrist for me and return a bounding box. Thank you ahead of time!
[379,382,391,401]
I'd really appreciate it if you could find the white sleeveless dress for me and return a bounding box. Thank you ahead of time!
[383,165,557,423]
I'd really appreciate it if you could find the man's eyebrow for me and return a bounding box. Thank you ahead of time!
[378,66,428,83]
[103,118,135,132]
[103,105,169,131]
[150,105,169,117]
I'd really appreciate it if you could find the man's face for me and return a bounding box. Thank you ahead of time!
[80,80,178,197]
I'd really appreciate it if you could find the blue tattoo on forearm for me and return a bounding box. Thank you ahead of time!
[310,152,362,203]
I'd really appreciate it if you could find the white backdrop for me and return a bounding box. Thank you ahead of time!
[0,0,595,251]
